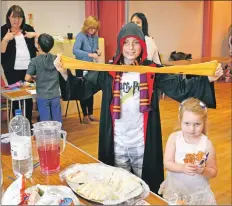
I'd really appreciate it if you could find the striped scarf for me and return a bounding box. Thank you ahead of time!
[112,61,151,119]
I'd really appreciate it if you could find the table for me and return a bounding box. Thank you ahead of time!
[1,86,36,124]
[163,56,230,66]
[1,142,167,205]
[162,57,231,82]
[186,57,230,64]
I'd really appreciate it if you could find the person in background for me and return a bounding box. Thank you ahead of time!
[73,16,100,124]
[25,34,62,123]
[131,12,161,65]
[159,98,217,205]
[1,5,38,126]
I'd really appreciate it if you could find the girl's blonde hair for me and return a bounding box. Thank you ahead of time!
[81,16,100,34]
[178,97,208,135]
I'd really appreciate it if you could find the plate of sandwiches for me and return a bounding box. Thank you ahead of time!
[59,163,150,205]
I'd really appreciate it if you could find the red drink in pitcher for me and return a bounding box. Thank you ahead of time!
[38,144,60,175]
[33,121,67,176]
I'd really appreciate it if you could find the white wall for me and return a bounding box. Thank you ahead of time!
[1,1,85,37]
[211,1,231,57]
[129,1,204,61]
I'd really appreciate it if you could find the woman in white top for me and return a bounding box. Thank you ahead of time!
[159,98,217,205]
[131,12,161,65]
[1,5,38,125]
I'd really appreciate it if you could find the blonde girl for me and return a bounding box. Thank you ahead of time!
[159,97,217,205]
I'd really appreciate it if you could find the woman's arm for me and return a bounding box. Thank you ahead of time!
[145,36,161,64]
[24,31,39,39]
[1,39,9,53]
[1,29,14,53]
[197,140,217,178]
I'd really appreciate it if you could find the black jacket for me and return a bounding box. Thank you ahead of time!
[1,24,37,75]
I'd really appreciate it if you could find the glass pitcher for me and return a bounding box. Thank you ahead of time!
[33,121,67,175]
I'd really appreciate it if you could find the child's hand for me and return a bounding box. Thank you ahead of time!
[182,163,197,176]
[54,53,67,74]
[208,63,223,82]
[196,164,205,174]
[3,29,15,41]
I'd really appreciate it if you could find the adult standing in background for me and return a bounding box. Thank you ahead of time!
[1,5,38,126]
[73,16,100,124]
[131,12,162,65]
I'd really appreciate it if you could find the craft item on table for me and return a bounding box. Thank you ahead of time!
[7,81,23,90]
[24,82,36,87]
[60,55,218,76]
[26,90,36,95]
[1,87,20,92]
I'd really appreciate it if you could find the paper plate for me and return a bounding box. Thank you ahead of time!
[2,181,80,205]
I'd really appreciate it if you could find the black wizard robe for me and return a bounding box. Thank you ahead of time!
[59,22,216,194]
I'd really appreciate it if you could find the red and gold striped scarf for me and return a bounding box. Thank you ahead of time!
[112,61,151,119]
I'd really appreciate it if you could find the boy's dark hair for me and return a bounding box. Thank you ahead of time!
[38,33,54,53]
[6,5,25,29]
[131,12,149,36]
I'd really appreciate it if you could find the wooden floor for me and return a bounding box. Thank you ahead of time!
[1,81,231,205]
